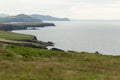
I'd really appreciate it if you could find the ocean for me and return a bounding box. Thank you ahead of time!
[13,20,120,55]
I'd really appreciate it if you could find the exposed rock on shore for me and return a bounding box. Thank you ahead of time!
[50,48,64,52]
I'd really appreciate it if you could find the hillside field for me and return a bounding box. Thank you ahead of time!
[0,31,120,80]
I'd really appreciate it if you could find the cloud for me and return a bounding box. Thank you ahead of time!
[0,0,120,19]
[78,0,120,4]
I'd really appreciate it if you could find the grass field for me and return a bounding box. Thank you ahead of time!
[0,45,119,80]
[0,31,35,41]
[0,31,120,80]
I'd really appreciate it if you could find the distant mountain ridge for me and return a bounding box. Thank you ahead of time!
[0,14,41,23]
[0,14,70,23]
[30,14,70,21]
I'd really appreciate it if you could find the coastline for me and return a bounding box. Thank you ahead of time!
[0,26,120,80]
[0,21,56,50]
[0,22,55,31]
[0,21,120,56]
[12,30,120,56]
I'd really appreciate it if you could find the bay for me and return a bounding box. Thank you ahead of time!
[13,20,120,55]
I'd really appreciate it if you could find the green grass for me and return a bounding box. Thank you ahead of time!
[0,31,35,41]
[6,45,69,58]
[0,31,120,80]
[0,48,17,61]
[0,45,119,80]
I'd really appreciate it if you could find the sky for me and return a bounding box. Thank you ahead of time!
[0,0,120,19]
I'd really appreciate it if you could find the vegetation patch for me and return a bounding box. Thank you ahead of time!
[0,31,35,41]
[0,43,120,80]
[6,45,69,58]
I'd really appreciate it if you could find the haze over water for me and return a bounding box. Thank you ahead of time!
[13,20,120,55]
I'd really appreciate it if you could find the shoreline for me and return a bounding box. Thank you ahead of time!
[25,34,120,56]
[12,30,120,56]
[0,26,120,56]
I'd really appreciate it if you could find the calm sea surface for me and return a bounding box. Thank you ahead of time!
[13,20,120,55]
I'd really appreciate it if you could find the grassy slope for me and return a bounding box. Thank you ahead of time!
[0,31,120,80]
[0,45,119,80]
[0,31,43,48]
[0,31,35,41]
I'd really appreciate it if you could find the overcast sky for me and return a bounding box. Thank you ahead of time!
[0,0,120,19]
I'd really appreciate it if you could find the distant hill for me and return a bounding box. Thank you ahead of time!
[0,14,42,23]
[0,14,9,17]
[30,14,70,21]
[0,14,70,23]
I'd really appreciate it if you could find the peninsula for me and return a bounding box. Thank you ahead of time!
[0,14,55,31]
